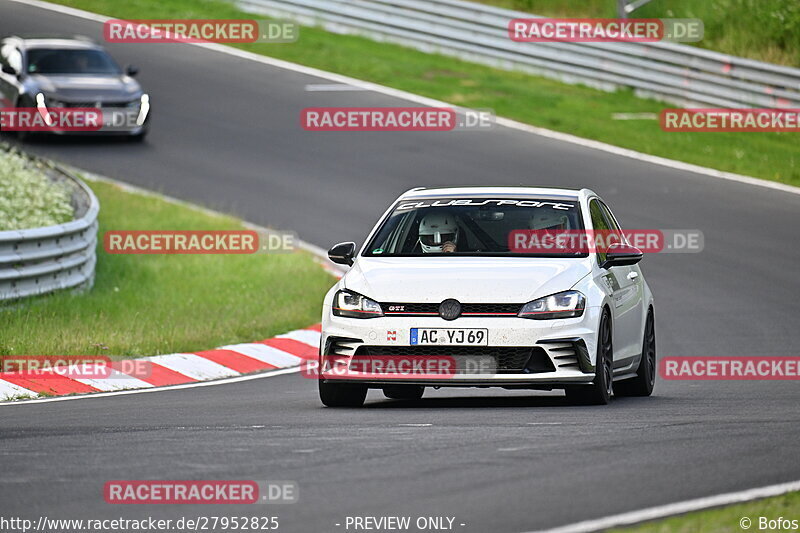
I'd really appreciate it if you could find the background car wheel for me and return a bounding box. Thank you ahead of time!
[12,96,36,142]
[565,310,613,405]
[318,380,367,407]
[383,385,424,400]
[615,308,656,397]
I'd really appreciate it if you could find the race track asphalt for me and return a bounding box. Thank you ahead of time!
[1,2,799,532]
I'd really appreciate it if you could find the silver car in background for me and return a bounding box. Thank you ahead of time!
[0,35,150,140]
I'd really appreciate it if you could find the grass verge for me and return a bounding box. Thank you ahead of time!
[47,0,799,186]
[0,149,73,231]
[470,0,800,67]
[0,177,334,357]
[611,490,800,533]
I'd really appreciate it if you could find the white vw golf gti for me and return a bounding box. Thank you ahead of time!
[320,187,655,407]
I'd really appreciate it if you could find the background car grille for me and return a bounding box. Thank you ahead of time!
[353,345,554,373]
[381,302,522,317]
[61,101,135,108]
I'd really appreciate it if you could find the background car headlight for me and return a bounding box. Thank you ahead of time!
[332,290,383,319]
[518,290,585,320]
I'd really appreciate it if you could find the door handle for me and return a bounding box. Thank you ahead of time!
[627,271,639,281]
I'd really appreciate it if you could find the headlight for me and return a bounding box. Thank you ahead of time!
[332,290,383,319]
[35,93,54,126]
[518,291,585,320]
[136,93,150,126]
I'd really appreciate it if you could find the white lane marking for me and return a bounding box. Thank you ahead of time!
[305,83,367,92]
[0,366,302,407]
[0,380,38,400]
[523,479,800,533]
[218,343,304,367]
[276,329,321,348]
[73,369,155,391]
[399,423,432,427]
[612,113,658,120]
[146,353,240,380]
[8,0,800,197]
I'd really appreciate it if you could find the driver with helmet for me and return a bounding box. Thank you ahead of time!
[418,213,459,253]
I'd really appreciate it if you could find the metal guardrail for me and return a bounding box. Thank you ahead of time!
[238,0,800,108]
[0,151,99,302]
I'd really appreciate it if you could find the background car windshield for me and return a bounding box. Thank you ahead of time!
[26,48,121,75]
[365,198,585,257]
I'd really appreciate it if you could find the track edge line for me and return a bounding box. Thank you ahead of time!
[523,479,800,533]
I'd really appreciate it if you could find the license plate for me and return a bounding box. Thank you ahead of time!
[410,328,488,346]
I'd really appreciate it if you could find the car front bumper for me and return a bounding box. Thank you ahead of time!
[320,307,602,388]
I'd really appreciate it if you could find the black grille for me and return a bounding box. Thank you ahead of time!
[62,101,135,108]
[382,302,522,316]
[325,336,362,355]
[353,345,550,373]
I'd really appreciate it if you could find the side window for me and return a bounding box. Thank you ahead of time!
[598,201,621,232]
[599,201,631,251]
[589,199,610,263]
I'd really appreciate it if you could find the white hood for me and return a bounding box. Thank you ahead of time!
[343,256,592,303]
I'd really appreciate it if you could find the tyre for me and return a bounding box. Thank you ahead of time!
[565,309,613,405]
[318,380,367,407]
[615,308,656,397]
[14,96,36,142]
[383,385,424,400]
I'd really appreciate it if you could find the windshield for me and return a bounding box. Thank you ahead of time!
[364,197,586,257]
[26,48,121,75]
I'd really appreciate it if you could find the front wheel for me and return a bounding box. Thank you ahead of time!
[14,96,36,142]
[319,380,367,407]
[615,309,656,397]
[565,310,613,405]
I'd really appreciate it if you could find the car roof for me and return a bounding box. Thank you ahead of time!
[4,36,102,51]
[399,186,592,201]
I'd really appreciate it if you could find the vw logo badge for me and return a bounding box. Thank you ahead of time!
[439,299,461,321]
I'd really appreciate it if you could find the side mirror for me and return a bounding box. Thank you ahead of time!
[328,242,356,266]
[602,242,643,268]
[1,64,17,75]
[125,64,139,77]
